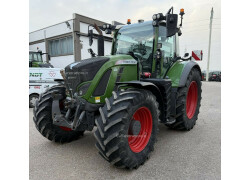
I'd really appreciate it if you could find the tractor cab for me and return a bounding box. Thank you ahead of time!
[29,50,53,68]
[112,20,177,79]
[92,7,185,80]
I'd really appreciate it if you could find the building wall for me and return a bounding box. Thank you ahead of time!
[50,55,74,68]
[29,16,114,68]
[80,36,112,59]
[79,22,111,38]
[29,20,75,68]
[29,20,73,43]
[79,22,112,59]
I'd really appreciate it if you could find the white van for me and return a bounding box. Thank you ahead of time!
[29,68,63,108]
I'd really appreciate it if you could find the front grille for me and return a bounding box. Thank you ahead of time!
[93,69,112,96]
[64,57,109,94]
[65,71,82,94]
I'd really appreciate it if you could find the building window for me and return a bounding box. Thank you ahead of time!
[49,36,73,56]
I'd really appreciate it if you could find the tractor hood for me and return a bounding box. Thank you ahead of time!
[65,56,110,93]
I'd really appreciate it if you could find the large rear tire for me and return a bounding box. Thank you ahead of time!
[166,68,202,130]
[94,89,159,169]
[33,85,83,143]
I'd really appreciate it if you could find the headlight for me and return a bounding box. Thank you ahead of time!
[102,24,107,29]
[152,21,157,26]
[105,29,111,34]
[152,14,157,20]
[78,83,91,96]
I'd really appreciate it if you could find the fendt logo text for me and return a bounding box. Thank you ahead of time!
[30,73,42,77]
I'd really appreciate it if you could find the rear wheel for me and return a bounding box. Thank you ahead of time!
[94,89,159,169]
[33,85,83,143]
[166,68,202,130]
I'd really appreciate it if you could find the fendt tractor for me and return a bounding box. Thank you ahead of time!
[29,50,53,68]
[33,7,202,169]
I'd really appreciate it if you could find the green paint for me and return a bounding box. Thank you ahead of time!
[73,21,201,105]
[167,60,189,87]
[31,62,43,67]
[30,72,42,77]
[152,27,158,73]
[78,55,137,104]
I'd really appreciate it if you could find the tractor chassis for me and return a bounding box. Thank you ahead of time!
[51,78,178,132]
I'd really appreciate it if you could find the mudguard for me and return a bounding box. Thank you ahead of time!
[116,80,165,121]
[116,81,162,97]
[167,60,202,87]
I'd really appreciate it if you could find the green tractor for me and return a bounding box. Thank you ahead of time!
[33,7,202,169]
[29,50,53,68]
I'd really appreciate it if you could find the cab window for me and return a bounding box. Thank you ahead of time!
[158,25,175,67]
[29,52,42,62]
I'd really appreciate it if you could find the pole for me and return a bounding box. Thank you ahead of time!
[43,30,48,63]
[206,7,213,81]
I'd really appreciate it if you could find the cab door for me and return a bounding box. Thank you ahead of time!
[157,24,176,79]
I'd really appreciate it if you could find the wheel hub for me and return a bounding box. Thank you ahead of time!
[128,107,152,153]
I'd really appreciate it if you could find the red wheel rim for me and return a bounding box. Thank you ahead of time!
[59,101,72,131]
[128,107,152,153]
[186,81,198,119]
[59,126,72,131]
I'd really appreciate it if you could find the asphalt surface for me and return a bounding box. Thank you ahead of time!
[29,82,221,180]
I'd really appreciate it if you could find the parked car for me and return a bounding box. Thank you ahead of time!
[201,71,206,81]
[209,71,221,82]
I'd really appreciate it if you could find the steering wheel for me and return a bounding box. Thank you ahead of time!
[127,51,143,61]
[132,45,147,56]
[133,52,143,61]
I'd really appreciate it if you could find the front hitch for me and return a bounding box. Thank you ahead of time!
[51,93,86,131]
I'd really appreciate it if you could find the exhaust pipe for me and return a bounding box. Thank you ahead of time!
[94,23,104,56]
[97,35,104,56]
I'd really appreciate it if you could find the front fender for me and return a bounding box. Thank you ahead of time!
[116,80,164,114]
[167,60,201,87]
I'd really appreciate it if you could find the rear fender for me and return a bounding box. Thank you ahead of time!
[167,60,202,87]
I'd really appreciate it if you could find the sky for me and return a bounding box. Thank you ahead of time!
[30,0,221,71]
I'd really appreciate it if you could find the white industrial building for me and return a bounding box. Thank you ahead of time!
[29,13,118,68]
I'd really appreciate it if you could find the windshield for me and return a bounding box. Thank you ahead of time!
[115,22,154,54]
[29,52,43,62]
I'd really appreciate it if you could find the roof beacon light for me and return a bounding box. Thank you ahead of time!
[179,8,185,27]
[127,19,131,25]
[180,8,185,16]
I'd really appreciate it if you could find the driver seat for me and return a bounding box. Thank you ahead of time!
[141,53,153,72]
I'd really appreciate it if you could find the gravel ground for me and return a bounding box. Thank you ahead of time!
[29,82,221,180]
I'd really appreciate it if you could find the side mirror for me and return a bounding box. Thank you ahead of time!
[166,14,178,37]
[88,29,93,46]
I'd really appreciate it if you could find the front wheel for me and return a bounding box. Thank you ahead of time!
[166,68,202,130]
[94,89,160,169]
[33,85,84,143]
